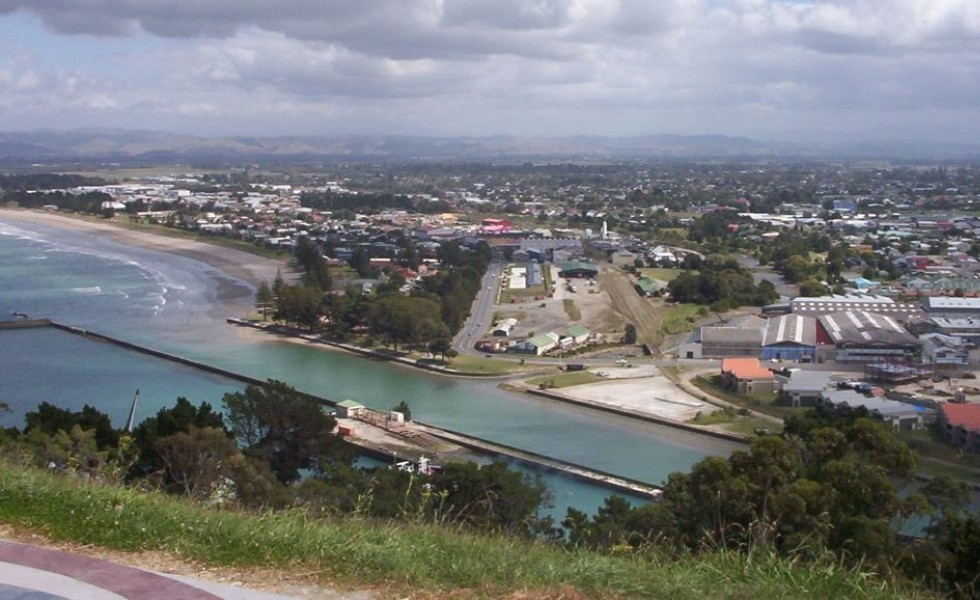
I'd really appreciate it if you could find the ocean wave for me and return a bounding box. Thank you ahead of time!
[71,286,103,295]
[1,221,186,300]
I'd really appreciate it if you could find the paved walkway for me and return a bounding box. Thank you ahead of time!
[0,540,298,600]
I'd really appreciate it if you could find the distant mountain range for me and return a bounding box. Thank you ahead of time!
[1,129,978,163]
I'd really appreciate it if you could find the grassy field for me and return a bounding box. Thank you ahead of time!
[0,465,922,599]
[639,267,691,282]
[526,370,604,389]
[448,353,532,375]
[660,303,705,335]
[690,375,798,424]
[897,427,980,484]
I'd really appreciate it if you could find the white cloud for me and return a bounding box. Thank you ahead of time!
[0,0,976,139]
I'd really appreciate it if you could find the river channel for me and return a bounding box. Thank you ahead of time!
[0,216,742,517]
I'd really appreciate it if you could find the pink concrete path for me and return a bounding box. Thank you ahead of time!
[0,540,296,600]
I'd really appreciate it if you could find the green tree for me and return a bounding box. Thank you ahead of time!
[430,461,550,536]
[275,284,323,329]
[223,380,351,484]
[24,402,118,451]
[563,414,919,568]
[624,323,638,344]
[798,278,826,297]
[428,337,452,362]
[130,397,226,476]
[272,269,285,299]
[155,426,239,499]
[255,281,274,319]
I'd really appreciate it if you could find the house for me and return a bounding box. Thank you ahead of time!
[610,249,638,267]
[514,332,560,355]
[779,371,834,407]
[920,333,970,368]
[937,402,980,452]
[720,357,777,395]
[492,318,518,337]
[335,399,366,419]
[560,260,599,278]
[561,324,590,346]
[650,245,677,264]
[819,390,924,431]
[635,276,663,297]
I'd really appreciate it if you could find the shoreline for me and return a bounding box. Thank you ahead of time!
[0,208,287,292]
[230,319,750,448]
[2,207,746,453]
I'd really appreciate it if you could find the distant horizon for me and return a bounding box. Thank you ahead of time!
[2,128,980,162]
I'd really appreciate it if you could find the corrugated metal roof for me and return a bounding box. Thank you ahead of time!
[817,310,919,347]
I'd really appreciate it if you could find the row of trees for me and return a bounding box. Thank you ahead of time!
[0,381,550,537]
[562,408,980,598]
[262,239,490,355]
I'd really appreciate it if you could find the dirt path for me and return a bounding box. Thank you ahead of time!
[599,267,663,346]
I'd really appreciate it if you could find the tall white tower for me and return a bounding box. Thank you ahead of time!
[601,220,608,239]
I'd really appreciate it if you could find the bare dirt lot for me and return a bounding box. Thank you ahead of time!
[493,264,624,339]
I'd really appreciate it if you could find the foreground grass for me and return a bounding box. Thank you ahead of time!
[0,465,924,599]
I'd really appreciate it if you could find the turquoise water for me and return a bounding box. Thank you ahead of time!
[0,216,741,516]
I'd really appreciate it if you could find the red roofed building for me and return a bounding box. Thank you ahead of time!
[938,402,980,453]
[720,357,778,395]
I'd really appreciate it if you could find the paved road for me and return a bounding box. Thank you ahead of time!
[452,261,504,355]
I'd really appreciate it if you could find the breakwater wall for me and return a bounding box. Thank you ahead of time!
[0,318,51,330]
[414,421,662,499]
[227,318,505,378]
[43,321,338,407]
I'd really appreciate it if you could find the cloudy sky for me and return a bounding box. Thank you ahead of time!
[0,0,978,141]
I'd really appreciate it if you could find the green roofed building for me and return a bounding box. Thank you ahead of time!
[560,260,599,278]
[562,324,590,345]
[635,276,663,297]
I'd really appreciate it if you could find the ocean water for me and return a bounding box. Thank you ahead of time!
[0,216,741,516]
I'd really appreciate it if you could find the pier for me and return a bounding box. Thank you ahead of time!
[2,319,664,500]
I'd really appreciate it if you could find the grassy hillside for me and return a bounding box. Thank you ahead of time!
[0,465,929,599]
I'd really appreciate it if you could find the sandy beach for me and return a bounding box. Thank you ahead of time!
[0,209,287,292]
